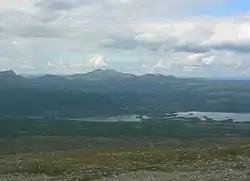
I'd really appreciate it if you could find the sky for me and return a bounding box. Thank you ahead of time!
[1,0,250,77]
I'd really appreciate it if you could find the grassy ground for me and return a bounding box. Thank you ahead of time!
[1,119,250,180]
[1,137,250,180]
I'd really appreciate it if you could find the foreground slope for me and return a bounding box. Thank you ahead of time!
[1,143,250,181]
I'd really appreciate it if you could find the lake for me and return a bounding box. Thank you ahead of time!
[175,111,250,122]
[10,113,250,123]
[67,115,147,122]
[67,112,250,122]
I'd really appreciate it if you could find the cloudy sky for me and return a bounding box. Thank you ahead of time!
[1,0,250,77]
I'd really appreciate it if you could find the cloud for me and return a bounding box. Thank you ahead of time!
[88,55,108,68]
[48,55,108,69]
[18,24,63,38]
[0,0,225,38]
[0,0,249,77]
[132,17,250,54]
[94,15,250,59]
[149,51,246,75]
[35,0,75,11]
[100,37,138,50]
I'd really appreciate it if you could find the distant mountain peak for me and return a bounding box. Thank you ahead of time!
[87,69,124,76]
[36,74,68,81]
[69,69,135,81]
[142,73,164,77]
[0,70,16,76]
[0,70,26,85]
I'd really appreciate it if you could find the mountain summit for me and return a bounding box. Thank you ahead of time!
[0,70,26,86]
[69,69,135,81]
[0,70,16,76]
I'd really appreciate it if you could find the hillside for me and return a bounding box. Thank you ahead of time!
[0,69,250,117]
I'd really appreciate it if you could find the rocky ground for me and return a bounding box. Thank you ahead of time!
[99,170,250,181]
[1,143,250,181]
[1,169,250,181]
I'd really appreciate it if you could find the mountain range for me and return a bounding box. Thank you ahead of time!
[0,69,181,92]
[0,69,250,117]
[1,68,250,94]
[1,69,177,80]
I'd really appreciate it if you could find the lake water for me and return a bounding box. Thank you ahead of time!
[68,112,250,123]
[68,115,148,122]
[25,112,250,123]
[175,111,250,122]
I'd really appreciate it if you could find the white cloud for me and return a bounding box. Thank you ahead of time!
[88,55,108,68]
[0,0,249,77]
[47,55,108,69]
[131,16,250,53]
